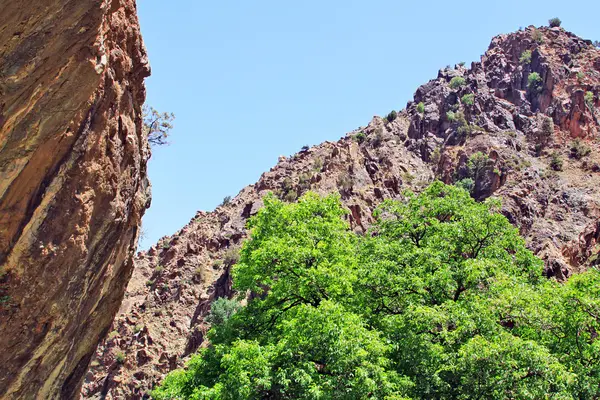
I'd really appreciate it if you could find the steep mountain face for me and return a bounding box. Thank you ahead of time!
[83,26,600,399]
[0,0,150,398]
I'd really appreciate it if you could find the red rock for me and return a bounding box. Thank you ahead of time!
[0,0,149,398]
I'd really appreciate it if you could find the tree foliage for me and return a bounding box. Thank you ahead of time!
[519,50,532,64]
[153,183,600,399]
[143,105,175,146]
[527,72,543,93]
[460,93,474,106]
[416,102,425,114]
[549,17,562,28]
[449,76,466,89]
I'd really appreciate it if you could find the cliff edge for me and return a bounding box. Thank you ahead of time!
[0,0,150,398]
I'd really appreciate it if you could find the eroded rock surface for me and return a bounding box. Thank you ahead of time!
[0,0,150,398]
[84,26,600,398]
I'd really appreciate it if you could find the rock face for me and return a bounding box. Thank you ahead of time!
[83,26,600,398]
[0,0,150,398]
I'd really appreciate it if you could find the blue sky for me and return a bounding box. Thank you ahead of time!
[137,0,600,248]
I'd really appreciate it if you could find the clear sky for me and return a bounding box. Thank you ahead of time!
[137,0,600,249]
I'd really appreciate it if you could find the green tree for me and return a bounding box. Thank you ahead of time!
[449,76,466,89]
[585,91,595,111]
[461,93,475,105]
[549,17,562,28]
[451,333,573,398]
[520,49,532,64]
[153,184,600,400]
[550,151,563,171]
[143,105,175,146]
[528,72,543,93]
[353,131,366,143]
[153,193,411,399]
[205,298,242,326]
[387,110,398,122]
[416,102,425,114]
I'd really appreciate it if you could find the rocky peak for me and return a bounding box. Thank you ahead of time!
[83,26,600,398]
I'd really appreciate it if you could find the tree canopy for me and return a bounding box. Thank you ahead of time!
[143,105,175,146]
[152,182,600,399]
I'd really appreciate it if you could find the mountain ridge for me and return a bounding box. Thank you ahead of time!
[83,25,600,398]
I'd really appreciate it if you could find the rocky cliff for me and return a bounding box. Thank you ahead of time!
[83,26,600,398]
[0,0,150,398]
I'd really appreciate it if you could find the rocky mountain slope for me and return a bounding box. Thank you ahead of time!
[83,26,600,399]
[0,0,150,398]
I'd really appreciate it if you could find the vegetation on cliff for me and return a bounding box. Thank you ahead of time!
[152,183,600,399]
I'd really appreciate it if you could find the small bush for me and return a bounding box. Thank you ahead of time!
[298,173,312,192]
[224,247,240,265]
[416,102,425,114]
[146,279,155,287]
[220,196,231,206]
[353,132,366,143]
[528,72,543,93]
[301,145,310,152]
[533,116,554,155]
[548,17,562,28]
[115,351,126,364]
[541,116,554,139]
[570,139,591,159]
[386,110,398,123]
[401,171,415,183]
[278,177,297,201]
[284,189,298,202]
[134,324,144,334]
[585,91,595,110]
[594,40,600,48]
[313,157,324,172]
[154,265,164,273]
[455,178,475,193]
[461,93,475,105]
[281,177,293,191]
[576,72,585,82]
[369,128,383,147]
[206,297,242,326]
[458,61,466,67]
[550,152,563,171]
[430,146,442,165]
[194,267,204,281]
[534,143,544,156]
[466,152,490,182]
[337,173,353,193]
[519,50,532,64]
[531,28,544,43]
[449,76,466,89]
[454,111,480,137]
[446,111,457,122]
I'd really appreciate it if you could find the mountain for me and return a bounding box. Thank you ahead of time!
[83,25,600,398]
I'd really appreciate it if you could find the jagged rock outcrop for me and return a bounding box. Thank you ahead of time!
[83,26,600,398]
[0,0,150,398]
